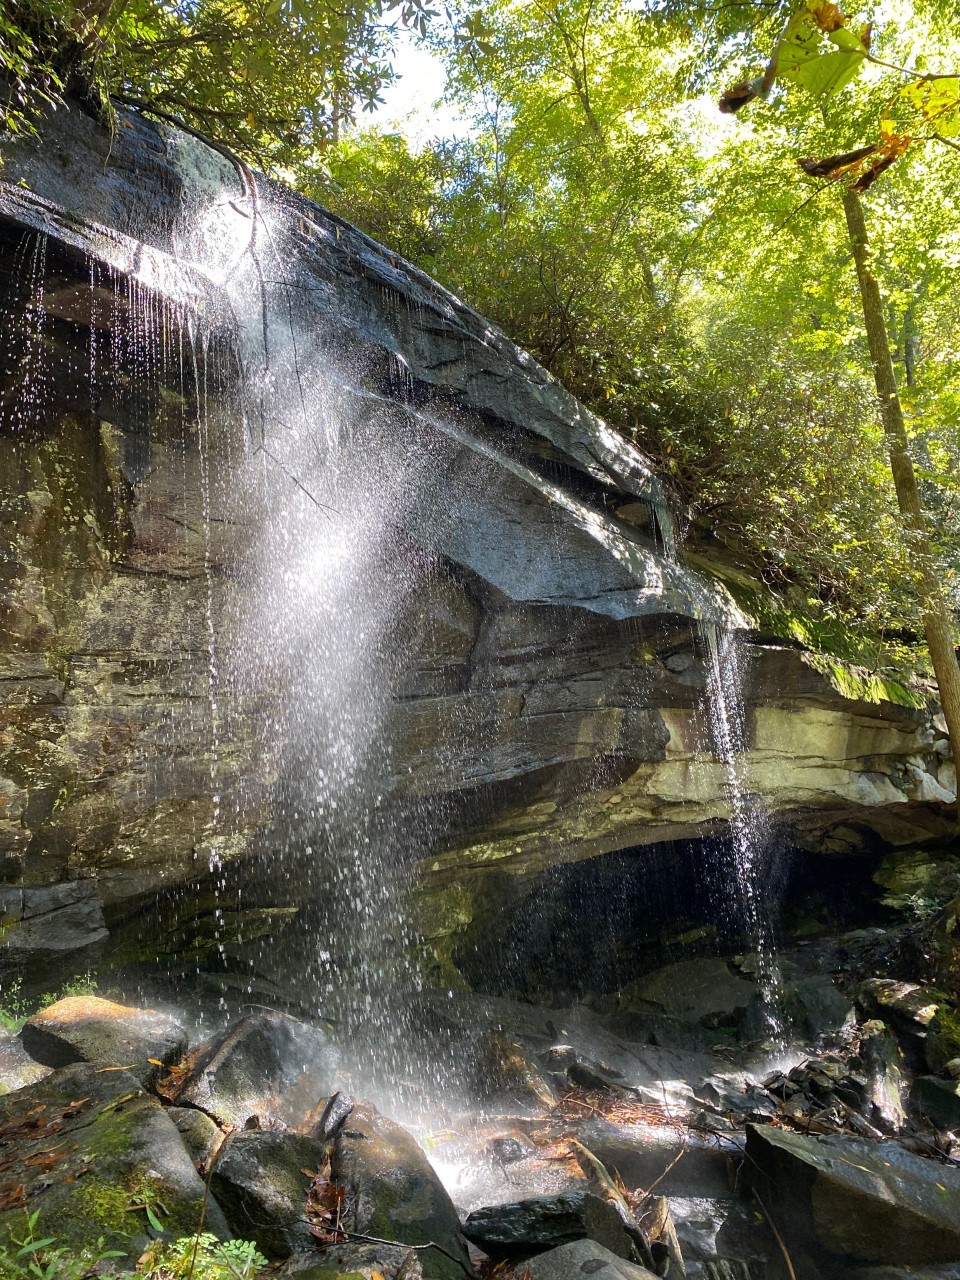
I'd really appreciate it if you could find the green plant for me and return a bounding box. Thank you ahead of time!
[36,971,99,1011]
[0,971,108,1033]
[0,980,31,1034]
[0,1211,125,1280]
[135,1233,267,1279]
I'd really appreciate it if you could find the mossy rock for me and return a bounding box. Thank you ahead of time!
[20,995,186,1086]
[0,1063,229,1256]
[331,1104,471,1280]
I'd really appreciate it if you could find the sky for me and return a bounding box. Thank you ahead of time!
[370,30,470,144]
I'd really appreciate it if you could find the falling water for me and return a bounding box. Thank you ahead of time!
[700,622,783,1040]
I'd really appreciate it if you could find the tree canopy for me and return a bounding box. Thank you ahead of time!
[2,0,960,680]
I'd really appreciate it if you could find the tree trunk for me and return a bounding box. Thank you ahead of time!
[843,187,960,827]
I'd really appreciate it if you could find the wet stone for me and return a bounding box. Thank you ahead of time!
[745,1122,960,1265]
[0,1062,229,1254]
[911,1075,960,1131]
[490,1130,538,1164]
[463,1190,631,1259]
[523,1238,658,1280]
[331,1102,470,1280]
[20,995,186,1086]
[170,1011,339,1127]
[211,1129,328,1259]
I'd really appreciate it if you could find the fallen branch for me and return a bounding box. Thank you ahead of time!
[751,1188,797,1280]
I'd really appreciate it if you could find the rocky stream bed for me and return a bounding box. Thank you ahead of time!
[1,882,959,1280]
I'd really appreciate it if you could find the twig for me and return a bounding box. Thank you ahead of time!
[634,1146,685,1203]
[307,1226,474,1277]
[188,1128,233,1280]
[751,1187,797,1280]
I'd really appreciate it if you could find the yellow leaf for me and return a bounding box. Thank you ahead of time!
[902,77,960,136]
[246,112,257,128]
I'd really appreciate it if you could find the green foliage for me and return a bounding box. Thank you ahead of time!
[0,1211,125,1280]
[0,980,30,1035]
[0,971,101,1032]
[136,1233,267,1279]
[0,1213,266,1280]
[0,0,440,163]
[310,0,960,673]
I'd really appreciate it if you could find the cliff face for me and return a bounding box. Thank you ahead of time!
[0,102,953,975]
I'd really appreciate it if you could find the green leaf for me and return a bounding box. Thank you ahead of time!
[144,1203,166,1233]
[778,8,865,99]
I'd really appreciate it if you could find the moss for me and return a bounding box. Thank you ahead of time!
[68,1180,130,1235]
[686,549,928,707]
[803,651,926,710]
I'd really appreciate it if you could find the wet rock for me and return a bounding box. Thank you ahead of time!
[911,1076,960,1131]
[0,1063,229,1253]
[858,979,939,1059]
[462,1190,632,1259]
[860,1019,906,1133]
[540,1046,630,1095]
[0,882,108,958]
[473,1029,556,1109]
[310,1090,355,1140]
[745,1122,960,1265]
[634,1195,684,1279]
[167,1105,222,1167]
[211,1129,328,1258]
[169,1012,338,1126]
[524,1238,658,1280]
[926,1007,960,1074]
[20,995,186,1085]
[668,1195,775,1276]
[0,1030,51,1092]
[698,1076,777,1122]
[282,1242,423,1279]
[780,974,855,1042]
[490,1130,537,1164]
[621,960,758,1030]
[331,1102,470,1280]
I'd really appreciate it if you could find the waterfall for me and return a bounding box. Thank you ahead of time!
[700,622,783,1041]
[0,103,763,1117]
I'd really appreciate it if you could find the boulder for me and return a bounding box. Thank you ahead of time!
[858,979,939,1046]
[0,1030,51,1092]
[625,959,759,1030]
[745,1122,960,1265]
[331,1102,471,1280]
[860,1019,906,1133]
[911,1076,960,1131]
[489,1131,537,1164]
[524,1239,658,1280]
[0,882,108,959]
[20,995,186,1085]
[462,1190,631,1259]
[0,1063,229,1254]
[780,974,855,1042]
[472,1029,556,1109]
[211,1129,328,1258]
[169,1012,338,1126]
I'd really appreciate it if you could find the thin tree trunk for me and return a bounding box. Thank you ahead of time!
[843,187,960,827]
